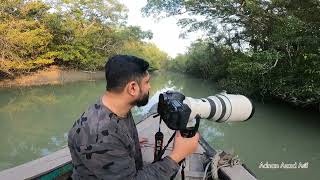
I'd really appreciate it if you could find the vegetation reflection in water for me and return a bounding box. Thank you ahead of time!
[0,71,319,180]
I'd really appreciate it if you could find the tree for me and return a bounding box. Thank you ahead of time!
[143,0,320,109]
[0,0,167,77]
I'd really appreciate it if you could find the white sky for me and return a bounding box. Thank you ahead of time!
[121,0,202,58]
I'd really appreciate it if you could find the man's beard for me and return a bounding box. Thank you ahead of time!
[134,91,149,107]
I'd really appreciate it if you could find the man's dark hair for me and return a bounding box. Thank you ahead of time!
[105,55,149,92]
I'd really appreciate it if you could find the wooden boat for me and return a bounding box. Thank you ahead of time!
[0,106,257,180]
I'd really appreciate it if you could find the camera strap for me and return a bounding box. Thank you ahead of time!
[153,118,164,162]
[153,118,186,180]
[180,160,186,180]
[153,117,176,162]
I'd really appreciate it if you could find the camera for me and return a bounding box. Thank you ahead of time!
[157,91,254,137]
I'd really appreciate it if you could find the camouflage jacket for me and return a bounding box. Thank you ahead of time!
[68,97,179,180]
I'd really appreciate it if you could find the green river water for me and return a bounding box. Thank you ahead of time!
[0,71,319,180]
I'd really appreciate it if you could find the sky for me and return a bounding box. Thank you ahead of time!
[121,0,202,58]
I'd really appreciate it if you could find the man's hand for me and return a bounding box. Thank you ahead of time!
[169,131,199,163]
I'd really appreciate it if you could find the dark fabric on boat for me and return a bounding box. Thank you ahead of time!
[68,97,179,180]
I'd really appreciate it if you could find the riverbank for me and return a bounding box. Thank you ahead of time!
[165,70,320,113]
[0,67,318,112]
[0,66,105,88]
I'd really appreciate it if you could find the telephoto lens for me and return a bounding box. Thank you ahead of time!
[183,91,254,124]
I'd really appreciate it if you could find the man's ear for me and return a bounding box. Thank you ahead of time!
[127,81,139,96]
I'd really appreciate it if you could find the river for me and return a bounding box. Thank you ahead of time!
[0,71,319,180]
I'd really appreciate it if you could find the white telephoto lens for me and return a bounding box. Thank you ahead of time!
[184,92,254,124]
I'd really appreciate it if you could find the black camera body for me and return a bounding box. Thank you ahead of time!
[157,91,200,137]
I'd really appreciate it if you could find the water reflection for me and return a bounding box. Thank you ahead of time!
[0,81,105,170]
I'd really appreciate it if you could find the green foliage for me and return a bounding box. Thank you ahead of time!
[0,0,53,75]
[167,39,230,80]
[165,54,188,72]
[0,0,168,78]
[1,20,53,57]
[144,0,320,108]
[120,41,169,70]
[46,0,128,25]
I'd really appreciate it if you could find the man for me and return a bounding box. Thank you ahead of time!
[68,55,199,179]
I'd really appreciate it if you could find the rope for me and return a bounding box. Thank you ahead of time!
[202,150,241,180]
